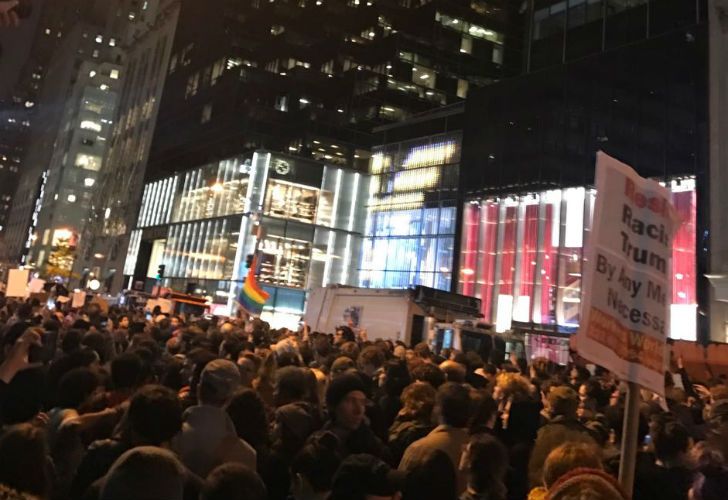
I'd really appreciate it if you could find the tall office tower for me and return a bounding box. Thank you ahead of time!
[75,0,181,291]
[4,1,144,276]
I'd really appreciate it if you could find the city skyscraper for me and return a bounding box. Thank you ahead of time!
[3,1,143,276]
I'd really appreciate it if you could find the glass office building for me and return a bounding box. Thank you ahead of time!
[459,178,697,340]
[358,133,460,291]
[125,151,368,328]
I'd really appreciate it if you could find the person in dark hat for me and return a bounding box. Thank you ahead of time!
[329,453,407,500]
[262,402,320,500]
[308,372,391,463]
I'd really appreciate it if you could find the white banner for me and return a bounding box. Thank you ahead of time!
[577,152,680,396]
[6,269,30,298]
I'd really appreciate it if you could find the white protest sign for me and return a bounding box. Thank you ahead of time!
[577,152,680,396]
[71,291,87,309]
[29,278,46,294]
[6,269,30,298]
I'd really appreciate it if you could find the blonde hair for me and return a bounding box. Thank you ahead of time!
[496,372,533,401]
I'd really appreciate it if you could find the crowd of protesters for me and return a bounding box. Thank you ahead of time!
[1,294,728,500]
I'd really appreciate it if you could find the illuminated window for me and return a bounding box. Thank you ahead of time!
[211,59,225,84]
[84,178,95,187]
[67,194,77,203]
[80,120,102,132]
[201,104,213,123]
[95,35,103,43]
[110,69,120,79]
[457,79,469,99]
[460,35,472,54]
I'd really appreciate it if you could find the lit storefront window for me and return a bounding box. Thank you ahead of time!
[128,152,368,327]
[360,135,460,291]
[459,179,697,339]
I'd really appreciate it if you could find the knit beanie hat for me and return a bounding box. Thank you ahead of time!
[325,372,366,412]
[275,402,317,442]
[100,446,186,500]
[547,468,627,500]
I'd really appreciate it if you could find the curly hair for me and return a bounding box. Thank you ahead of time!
[400,382,437,420]
[495,372,533,401]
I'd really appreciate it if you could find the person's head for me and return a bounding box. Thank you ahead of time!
[198,359,241,406]
[689,443,728,500]
[118,315,130,330]
[111,352,143,392]
[127,385,183,446]
[334,326,355,345]
[543,442,603,488]
[547,386,579,419]
[653,418,691,464]
[330,454,407,500]
[382,359,411,398]
[411,362,446,389]
[439,360,467,384]
[436,382,471,428]
[547,468,627,500]
[291,432,341,499]
[358,346,385,377]
[82,330,109,362]
[399,382,436,421]
[236,355,257,388]
[100,446,186,500]
[403,449,457,500]
[0,424,50,498]
[340,341,360,361]
[274,403,317,451]
[201,463,267,500]
[61,328,84,354]
[413,342,431,360]
[331,356,356,377]
[225,389,269,450]
[468,391,498,432]
[493,372,531,401]
[57,366,100,409]
[326,372,367,431]
[275,366,308,407]
[460,435,508,497]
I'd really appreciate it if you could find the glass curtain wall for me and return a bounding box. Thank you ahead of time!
[128,152,369,327]
[459,178,697,339]
[359,134,460,291]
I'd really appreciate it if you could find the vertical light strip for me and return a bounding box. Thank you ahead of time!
[137,185,149,226]
[347,172,360,232]
[227,152,265,313]
[340,172,360,284]
[148,181,161,226]
[340,234,353,284]
[257,153,272,210]
[322,169,343,286]
[166,175,178,224]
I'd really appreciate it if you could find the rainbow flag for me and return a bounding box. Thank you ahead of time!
[236,256,270,316]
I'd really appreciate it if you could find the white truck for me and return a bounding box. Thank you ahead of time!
[303,285,485,347]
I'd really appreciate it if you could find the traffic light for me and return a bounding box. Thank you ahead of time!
[245,254,254,269]
[156,264,166,280]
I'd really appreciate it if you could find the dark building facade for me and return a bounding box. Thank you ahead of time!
[146,0,522,180]
[456,0,708,348]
